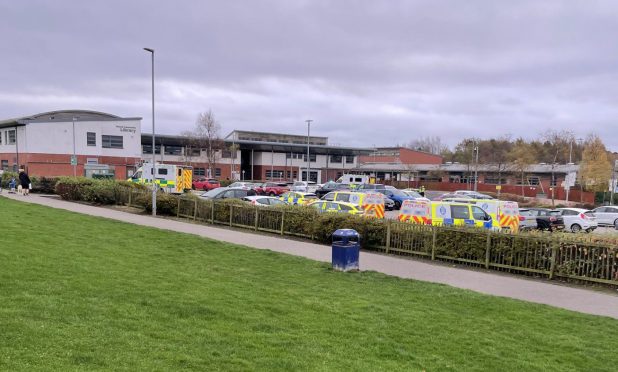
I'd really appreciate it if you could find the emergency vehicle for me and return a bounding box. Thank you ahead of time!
[398,200,493,229]
[442,198,520,232]
[322,191,385,218]
[308,200,364,215]
[128,163,193,194]
[336,174,369,185]
[280,191,319,205]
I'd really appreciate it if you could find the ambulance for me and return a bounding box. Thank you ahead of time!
[323,191,385,218]
[398,200,493,229]
[128,163,193,194]
[442,197,520,232]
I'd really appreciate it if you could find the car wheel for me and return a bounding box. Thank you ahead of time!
[614,219,618,228]
[394,201,401,210]
[269,192,276,197]
[571,224,582,233]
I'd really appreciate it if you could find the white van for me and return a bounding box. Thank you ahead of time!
[336,174,369,185]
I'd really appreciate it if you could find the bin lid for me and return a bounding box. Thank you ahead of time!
[333,229,359,237]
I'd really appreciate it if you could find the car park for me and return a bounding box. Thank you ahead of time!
[200,187,256,200]
[308,200,364,215]
[258,182,289,196]
[557,208,598,233]
[192,178,220,191]
[280,191,319,205]
[242,195,287,206]
[590,206,618,227]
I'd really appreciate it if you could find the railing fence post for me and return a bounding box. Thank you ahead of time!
[280,210,285,235]
[549,243,558,280]
[176,197,181,218]
[193,199,198,220]
[385,220,391,254]
[485,230,491,269]
[254,208,259,231]
[229,205,233,227]
[431,227,437,260]
[211,202,215,224]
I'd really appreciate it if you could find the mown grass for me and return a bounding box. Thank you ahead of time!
[1,197,617,371]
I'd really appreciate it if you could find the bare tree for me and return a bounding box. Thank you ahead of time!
[508,139,535,197]
[182,110,222,178]
[407,136,448,155]
[541,130,575,206]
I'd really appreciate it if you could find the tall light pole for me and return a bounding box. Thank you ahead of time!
[305,119,312,182]
[473,142,479,192]
[144,47,156,216]
[611,159,618,205]
[72,116,78,176]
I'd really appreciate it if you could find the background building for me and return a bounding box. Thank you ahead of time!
[0,110,142,179]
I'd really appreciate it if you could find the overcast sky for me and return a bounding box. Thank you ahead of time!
[1,1,617,149]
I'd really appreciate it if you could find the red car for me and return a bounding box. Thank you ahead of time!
[192,178,220,191]
[259,182,289,196]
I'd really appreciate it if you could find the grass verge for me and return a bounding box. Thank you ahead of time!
[1,197,617,371]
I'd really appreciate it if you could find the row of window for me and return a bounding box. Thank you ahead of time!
[266,170,298,179]
[285,153,317,162]
[0,130,16,145]
[86,132,123,149]
[194,167,222,177]
[329,155,355,164]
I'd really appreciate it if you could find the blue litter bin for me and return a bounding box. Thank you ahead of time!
[332,229,360,272]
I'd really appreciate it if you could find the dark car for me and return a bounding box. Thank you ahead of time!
[525,208,565,232]
[200,187,256,200]
[374,188,416,210]
[315,181,351,198]
[383,196,396,211]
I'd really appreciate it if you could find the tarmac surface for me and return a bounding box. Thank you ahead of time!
[4,193,618,320]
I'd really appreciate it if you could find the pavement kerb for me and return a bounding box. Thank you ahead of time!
[4,193,618,320]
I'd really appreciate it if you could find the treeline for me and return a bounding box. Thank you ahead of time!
[407,130,614,192]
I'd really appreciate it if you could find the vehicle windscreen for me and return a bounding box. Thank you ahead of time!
[390,190,408,197]
[405,191,423,198]
[202,188,224,197]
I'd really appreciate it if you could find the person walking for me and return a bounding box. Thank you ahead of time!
[18,169,31,196]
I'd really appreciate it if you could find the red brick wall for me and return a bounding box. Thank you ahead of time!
[0,152,140,180]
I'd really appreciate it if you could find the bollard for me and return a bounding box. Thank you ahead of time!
[332,229,360,272]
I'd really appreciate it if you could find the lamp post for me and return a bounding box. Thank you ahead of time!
[143,47,156,216]
[305,119,312,182]
[473,143,479,192]
[72,116,78,176]
[611,159,618,205]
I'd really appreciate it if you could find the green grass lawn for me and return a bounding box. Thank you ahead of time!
[1,197,617,371]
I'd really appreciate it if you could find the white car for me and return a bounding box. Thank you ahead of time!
[228,182,257,190]
[402,190,430,201]
[454,190,494,200]
[557,208,598,233]
[590,206,618,227]
[241,195,286,207]
[291,181,318,193]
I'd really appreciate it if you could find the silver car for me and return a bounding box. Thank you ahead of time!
[590,206,618,227]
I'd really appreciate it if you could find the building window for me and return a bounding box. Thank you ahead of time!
[346,156,354,164]
[194,167,206,176]
[215,168,221,177]
[286,153,304,159]
[164,145,183,156]
[187,147,201,157]
[102,135,123,149]
[221,150,237,159]
[285,171,298,178]
[86,132,96,146]
[142,145,161,154]
[330,155,343,163]
[1,160,7,170]
[7,130,16,145]
[303,154,316,162]
[266,170,285,179]
[484,177,506,185]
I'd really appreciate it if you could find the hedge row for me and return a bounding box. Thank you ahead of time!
[55,177,148,204]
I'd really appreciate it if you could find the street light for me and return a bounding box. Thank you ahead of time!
[305,119,313,182]
[473,143,479,192]
[144,47,156,216]
[72,116,79,176]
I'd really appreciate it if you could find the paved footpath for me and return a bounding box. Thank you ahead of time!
[5,193,618,319]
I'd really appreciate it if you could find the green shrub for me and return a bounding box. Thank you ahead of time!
[140,193,180,216]
[81,180,119,205]
[55,177,96,201]
[31,177,59,194]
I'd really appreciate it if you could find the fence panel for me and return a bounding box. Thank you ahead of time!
[257,209,284,233]
[231,205,256,228]
[178,198,196,219]
[195,200,213,222]
[388,222,433,257]
[489,234,552,275]
[554,242,618,285]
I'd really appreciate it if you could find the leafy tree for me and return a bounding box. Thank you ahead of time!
[579,134,612,192]
[508,139,536,197]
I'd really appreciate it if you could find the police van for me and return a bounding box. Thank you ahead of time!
[128,163,193,194]
[399,200,493,229]
[442,197,520,232]
[322,191,385,218]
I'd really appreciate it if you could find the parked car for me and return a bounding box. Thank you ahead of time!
[433,192,472,201]
[308,200,364,215]
[291,181,318,193]
[402,189,430,201]
[590,206,618,227]
[525,208,565,232]
[242,195,287,206]
[557,208,598,233]
[357,183,385,190]
[200,187,256,200]
[258,182,289,196]
[228,182,257,190]
[192,177,220,191]
[315,181,351,198]
[280,191,319,205]
[374,189,417,210]
[384,196,396,211]
[518,209,540,231]
[454,190,494,199]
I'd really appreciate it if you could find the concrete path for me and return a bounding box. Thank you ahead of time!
[4,193,618,319]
